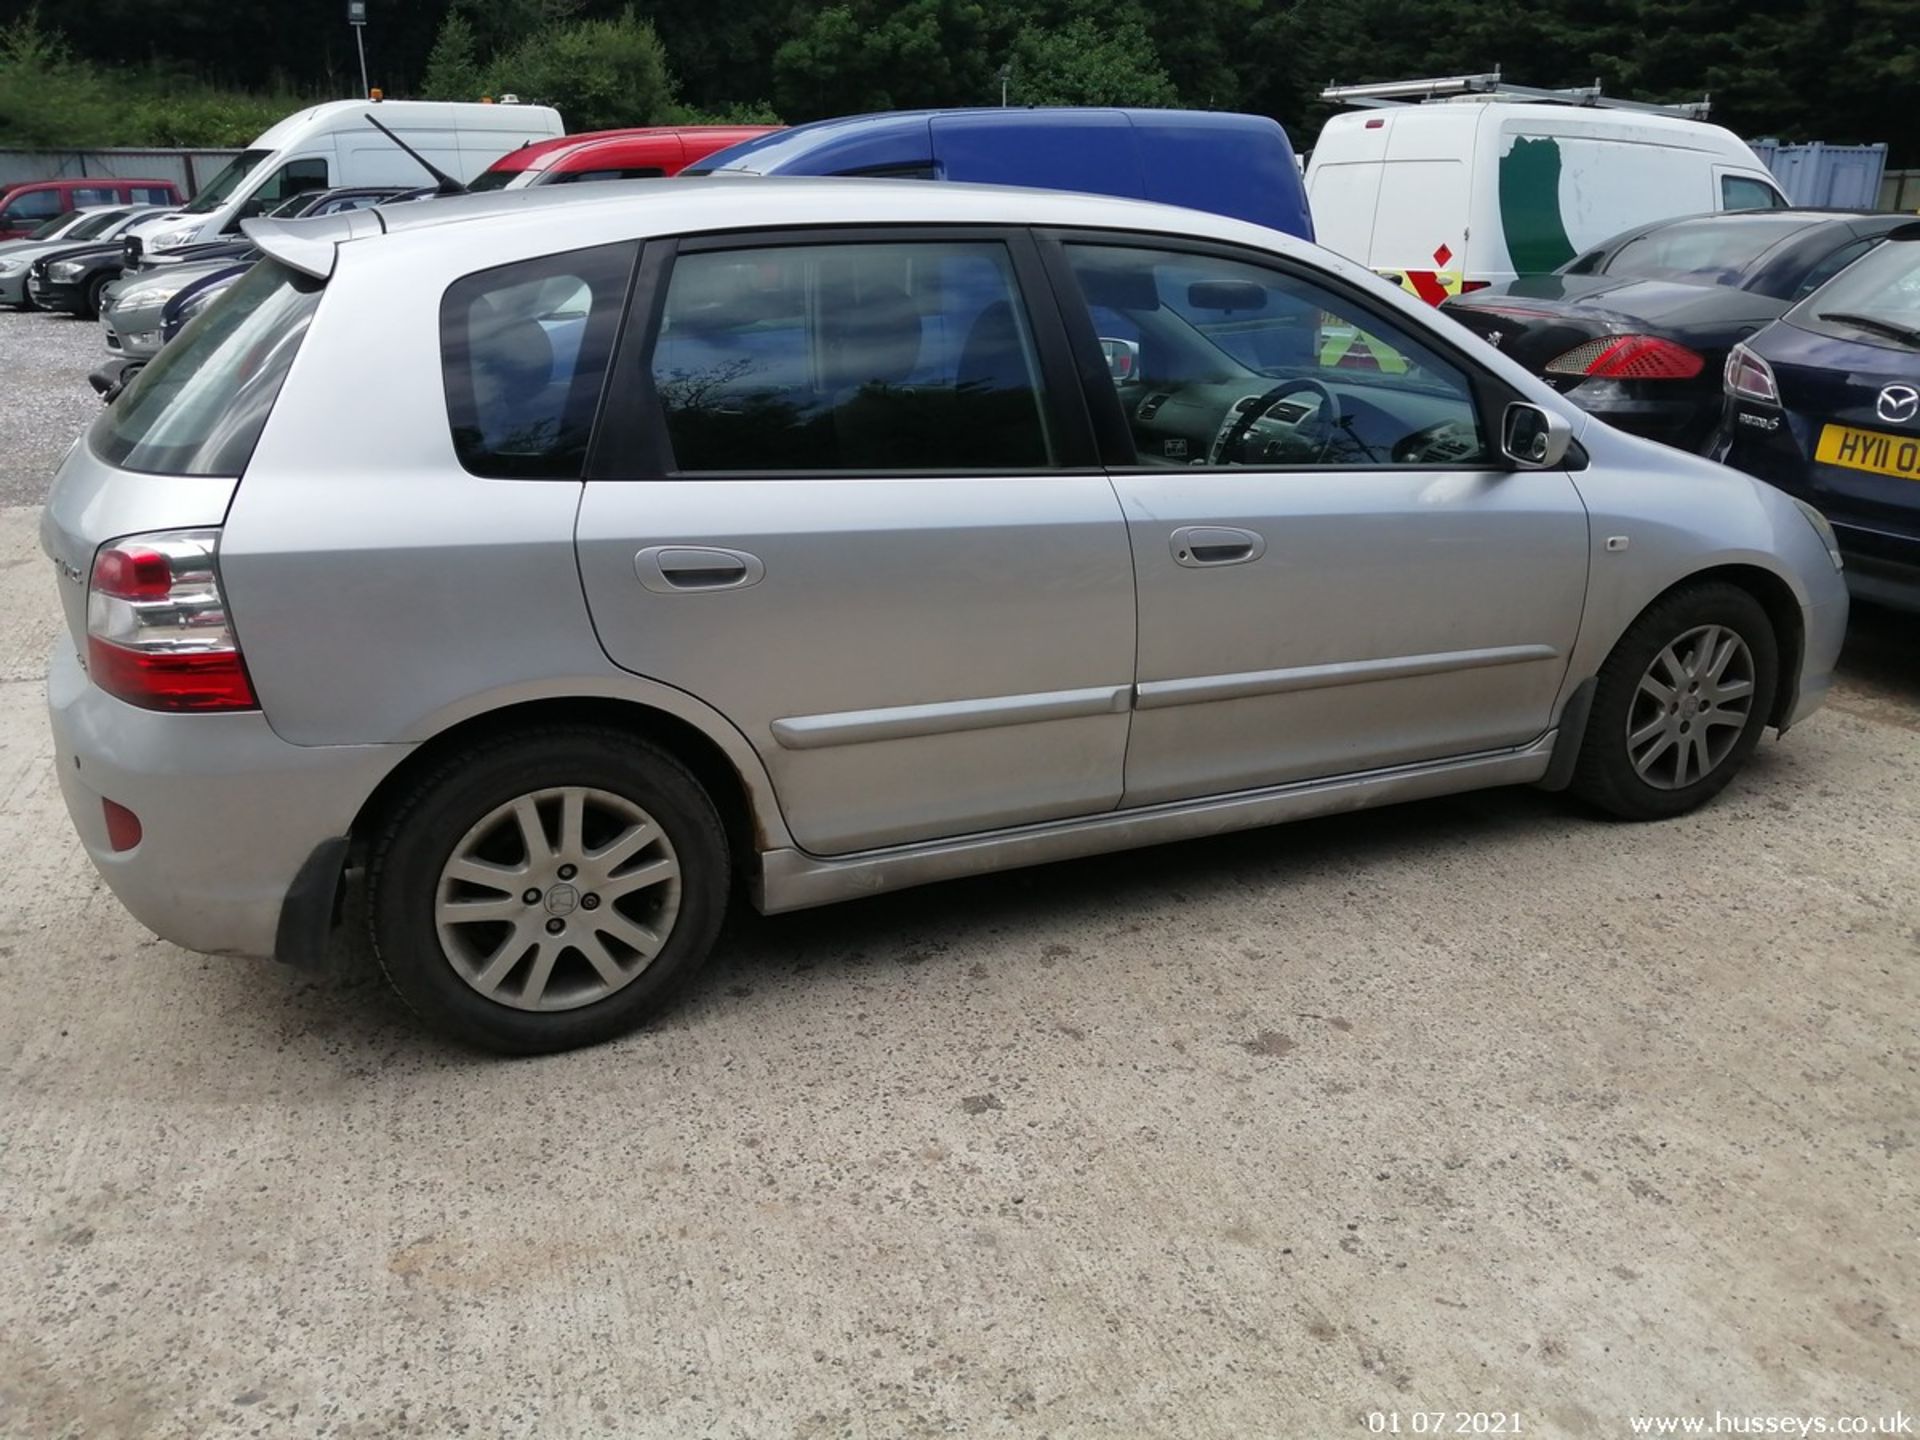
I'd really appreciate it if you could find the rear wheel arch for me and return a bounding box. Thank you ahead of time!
[347,697,772,883]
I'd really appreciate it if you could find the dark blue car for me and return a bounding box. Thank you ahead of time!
[687,108,1314,241]
[1711,226,1920,610]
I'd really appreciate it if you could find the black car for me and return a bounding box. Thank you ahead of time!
[27,238,129,318]
[1709,227,1920,610]
[1444,210,1911,451]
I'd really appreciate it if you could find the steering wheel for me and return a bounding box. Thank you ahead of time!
[1215,377,1342,466]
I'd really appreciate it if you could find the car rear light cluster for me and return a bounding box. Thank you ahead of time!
[86,529,257,712]
[1544,335,1706,381]
[1724,343,1780,404]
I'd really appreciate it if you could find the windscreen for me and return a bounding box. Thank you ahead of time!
[27,212,82,240]
[1786,238,1920,347]
[181,150,270,214]
[90,259,323,475]
[65,208,129,241]
[1604,217,1813,284]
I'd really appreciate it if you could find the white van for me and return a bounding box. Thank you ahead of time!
[1306,102,1787,302]
[131,100,564,253]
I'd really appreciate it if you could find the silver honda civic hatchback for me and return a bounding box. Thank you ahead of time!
[42,179,1848,1052]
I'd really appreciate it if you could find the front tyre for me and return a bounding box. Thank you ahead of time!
[367,728,730,1054]
[1572,582,1780,820]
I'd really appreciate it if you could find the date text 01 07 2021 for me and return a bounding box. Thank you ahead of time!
[1367,1416,1523,1435]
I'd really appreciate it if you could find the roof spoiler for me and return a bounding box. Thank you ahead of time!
[239,208,386,279]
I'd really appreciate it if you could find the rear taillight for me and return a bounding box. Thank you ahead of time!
[86,529,256,712]
[1724,343,1780,404]
[1459,279,1492,294]
[1544,335,1705,381]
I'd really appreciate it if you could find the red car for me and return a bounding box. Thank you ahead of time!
[0,177,183,240]
[469,126,779,191]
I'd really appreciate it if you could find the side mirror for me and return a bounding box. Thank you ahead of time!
[1501,401,1573,469]
[1099,337,1139,382]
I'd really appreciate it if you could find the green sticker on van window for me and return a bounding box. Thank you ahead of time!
[1499,137,1577,275]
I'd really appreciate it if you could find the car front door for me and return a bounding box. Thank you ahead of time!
[1046,233,1590,807]
[574,229,1137,855]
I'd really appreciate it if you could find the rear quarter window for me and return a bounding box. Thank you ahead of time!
[90,259,323,476]
[439,242,636,479]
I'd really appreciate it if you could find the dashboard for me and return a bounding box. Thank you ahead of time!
[1116,374,1488,470]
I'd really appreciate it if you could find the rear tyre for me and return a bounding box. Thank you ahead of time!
[367,727,730,1054]
[1571,582,1779,820]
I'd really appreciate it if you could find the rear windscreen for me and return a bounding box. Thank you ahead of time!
[1604,217,1813,283]
[1786,238,1920,346]
[90,259,323,476]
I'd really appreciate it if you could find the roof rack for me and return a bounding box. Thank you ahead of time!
[1321,70,1711,120]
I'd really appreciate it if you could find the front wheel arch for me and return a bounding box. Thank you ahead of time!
[1646,564,1804,730]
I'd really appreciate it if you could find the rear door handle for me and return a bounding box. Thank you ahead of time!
[1170,526,1266,568]
[635,545,766,593]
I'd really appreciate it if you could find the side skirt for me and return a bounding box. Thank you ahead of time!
[752,732,1558,914]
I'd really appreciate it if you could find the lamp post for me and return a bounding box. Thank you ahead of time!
[347,1,370,99]
[997,63,1011,107]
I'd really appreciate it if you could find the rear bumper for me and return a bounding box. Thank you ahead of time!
[47,642,409,963]
[0,270,28,305]
[1560,381,1718,452]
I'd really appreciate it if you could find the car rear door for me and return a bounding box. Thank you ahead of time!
[1044,231,1589,806]
[575,227,1137,856]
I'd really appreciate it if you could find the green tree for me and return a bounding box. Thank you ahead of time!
[487,4,676,130]
[1008,16,1177,108]
[421,8,485,102]
[772,0,1013,121]
[0,6,112,145]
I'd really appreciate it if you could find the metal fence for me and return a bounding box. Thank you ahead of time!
[1880,169,1920,213]
[0,147,242,199]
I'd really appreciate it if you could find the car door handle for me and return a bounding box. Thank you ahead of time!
[1170,526,1266,568]
[634,545,766,593]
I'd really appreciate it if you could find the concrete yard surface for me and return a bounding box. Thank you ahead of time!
[0,408,1915,1428]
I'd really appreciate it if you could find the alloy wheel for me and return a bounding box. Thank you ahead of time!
[1625,623,1756,791]
[433,786,682,1012]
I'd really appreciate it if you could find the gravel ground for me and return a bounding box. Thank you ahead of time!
[0,306,107,506]
[0,318,1915,1437]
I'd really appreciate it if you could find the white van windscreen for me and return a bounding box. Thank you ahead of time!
[181,150,270,215]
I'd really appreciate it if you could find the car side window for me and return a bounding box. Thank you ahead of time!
[648,239,1054,472]
[248,159,330,213]
[1061,243,1489,470]
[3,189,64,222]
[1723,175,1786,211]
[440,241,637,479]
[72,187,115,206]
[553,168,667,183]
[133,187,174,205]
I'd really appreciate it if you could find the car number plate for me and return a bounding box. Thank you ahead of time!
[1816,423,1920,481]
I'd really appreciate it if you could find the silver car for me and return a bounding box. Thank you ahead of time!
[0,205,162,306]
[42,181,1848,1052]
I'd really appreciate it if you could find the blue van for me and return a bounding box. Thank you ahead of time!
[688,108,1314,241]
